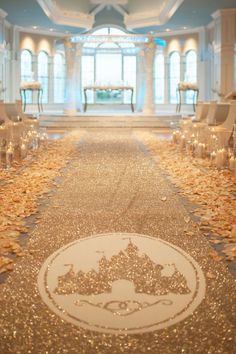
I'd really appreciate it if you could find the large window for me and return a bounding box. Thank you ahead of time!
[54,53,65,103]
[185,50,197,103]
[21,49,33,103]
[155,53,165,103]
[96,51,122,103]
[169,52,180,104]
[38,51,49,104]
[82,26,136,105]
[123,56,136,104]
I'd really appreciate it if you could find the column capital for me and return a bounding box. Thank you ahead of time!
[212,8,236,20]
[144,37,156,52]
[63,38,75,51]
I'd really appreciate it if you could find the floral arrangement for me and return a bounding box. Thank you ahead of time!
[178,82,198,91]
[20,81,42,90]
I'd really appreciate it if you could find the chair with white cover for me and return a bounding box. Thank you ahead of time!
[193,101,210,122]
[15,100,39,129]
[192,101,229,143]
[207,101,236,148]
[206,102,230,125]
[179,101,209,140]
[191,101,216,143]
[4,103,25,144]
[0,102,15,144]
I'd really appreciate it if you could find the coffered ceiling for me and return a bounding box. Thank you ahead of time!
[0,0,235,34]
[36,0,184,29]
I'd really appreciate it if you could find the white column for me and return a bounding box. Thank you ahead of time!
[212,9,236,99]
[48,55,54,104]
[30,54,38,106]
[143,39,156,115]
[75,43,83,112]
[63,39,77,115]
[0,10,8,101]
[198,27,207,100]
[180,53,185,104]
[10,26,20,101]
[164,54,169,104]
[136,45,145,112]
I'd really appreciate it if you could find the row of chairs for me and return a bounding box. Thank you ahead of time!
[173,100,236,171]
[0,100,40,169]
[179,100,236,149]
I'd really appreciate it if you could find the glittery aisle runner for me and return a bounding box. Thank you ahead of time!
[0,129,235,354]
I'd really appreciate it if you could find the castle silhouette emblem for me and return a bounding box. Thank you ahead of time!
[38,233,205,334]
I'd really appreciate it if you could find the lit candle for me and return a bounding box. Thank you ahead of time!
[20,143,27,159]
[0,141,6,167]
[6,143,14,169]
[174,130,180,143]
[210,151,216,164]
[180,135,186,150]
[172,131,177,144]
[216,149,222,169]
[229,156,236,171]
[202,143,206,158]
[221,148,227,166]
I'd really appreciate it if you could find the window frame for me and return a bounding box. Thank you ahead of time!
[155,53,165,104]
[53,52,65,104]
[38,50,49,104]
[169,51,180,104]
[185,50,197,104]
[20,49,33,103]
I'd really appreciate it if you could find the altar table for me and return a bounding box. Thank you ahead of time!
[83,85,134,112]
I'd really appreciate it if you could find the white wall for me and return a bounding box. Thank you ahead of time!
[0,10,235,112]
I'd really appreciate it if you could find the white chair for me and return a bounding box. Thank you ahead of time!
[206,102,229,125]
[0,103,15,144]
[179,101,209,140]
[15,100,39,129]
[192,101,218,140]
[193,101,210,122]
[207,101,236,148]
[192,101,229,143]
[4,103,25,144]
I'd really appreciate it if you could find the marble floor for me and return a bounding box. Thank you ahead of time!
[0,129,235,353]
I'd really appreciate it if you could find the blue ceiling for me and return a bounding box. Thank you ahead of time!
[0,0,235,34]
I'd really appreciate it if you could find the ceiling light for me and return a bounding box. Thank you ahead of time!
[49,28,54,31]
[183,26,187,30]
[32,26,38,29]
[166,28,170,32]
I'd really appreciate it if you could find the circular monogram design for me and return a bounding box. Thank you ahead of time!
[38,233,205,334]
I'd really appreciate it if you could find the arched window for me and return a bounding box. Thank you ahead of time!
[169,51,180,104]
[38,51,49,104]
[155,53,165,104]
[185,50,197,103]
[21,49,33,103]
[54,53,65,103]
[81,26,136,105]
[123,55,136,103]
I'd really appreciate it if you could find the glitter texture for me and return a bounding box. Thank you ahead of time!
[0,129,235,353]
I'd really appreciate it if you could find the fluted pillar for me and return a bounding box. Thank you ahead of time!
[75,44,83,112]
[212,9,236,99]
[142,38,156,115]
[63,39,77,115]
[136,45,146,112]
